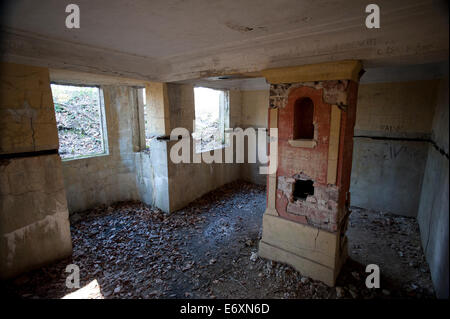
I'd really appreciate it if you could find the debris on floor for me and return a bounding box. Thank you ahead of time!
[1,181,435,299]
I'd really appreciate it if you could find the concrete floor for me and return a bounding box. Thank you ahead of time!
[1,181,435,299]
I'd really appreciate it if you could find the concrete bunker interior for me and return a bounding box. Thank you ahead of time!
[0,0,448,300]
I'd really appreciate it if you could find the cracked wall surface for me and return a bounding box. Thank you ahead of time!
[0,62,58,154]
[0,62,72,279]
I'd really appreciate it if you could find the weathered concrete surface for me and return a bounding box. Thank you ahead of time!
[354,80,439,139]
[0,62,58,154]
[146,82,171,136]
[350,139,429,217]
[0,154,72,279]
[0,62,72,280]
[429,76,449,155]
[350,80,440,216]
[61,86,141,213]
[418,76,449,299]
[135,141,170,213]
[240,90,269,185]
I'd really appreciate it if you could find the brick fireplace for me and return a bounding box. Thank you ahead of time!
[259,61,361,286]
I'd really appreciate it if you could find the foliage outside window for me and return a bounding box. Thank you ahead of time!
[193,87,229,153]
[139,87,152,151]
[51,84,108,160]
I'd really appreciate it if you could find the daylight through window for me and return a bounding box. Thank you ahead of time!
[193,87,229,153]
[138,87,151,150]
[51,84,108,160]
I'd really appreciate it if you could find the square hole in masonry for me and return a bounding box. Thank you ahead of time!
[293,179,314,201]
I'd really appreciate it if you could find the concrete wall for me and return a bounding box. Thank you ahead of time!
[240,90,269,185]
[0,62,72,279]
[417,76,449,298]
[350,80,439,217]
[61,86,142,213]
[135,143,170,213]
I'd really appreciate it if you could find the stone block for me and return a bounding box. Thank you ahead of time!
[259,212,346,286]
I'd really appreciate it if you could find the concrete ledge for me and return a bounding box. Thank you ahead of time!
[261,213,339,267]
[259,241,336,286]
[261,60,362,84]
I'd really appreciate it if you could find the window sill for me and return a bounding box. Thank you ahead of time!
[288,139,316,148]
[61,152,109,162]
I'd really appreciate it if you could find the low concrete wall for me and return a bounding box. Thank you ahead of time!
[417,76,449,298]
[135,141,170,213]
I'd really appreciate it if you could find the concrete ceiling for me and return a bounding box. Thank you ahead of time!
[1,0,448,82]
